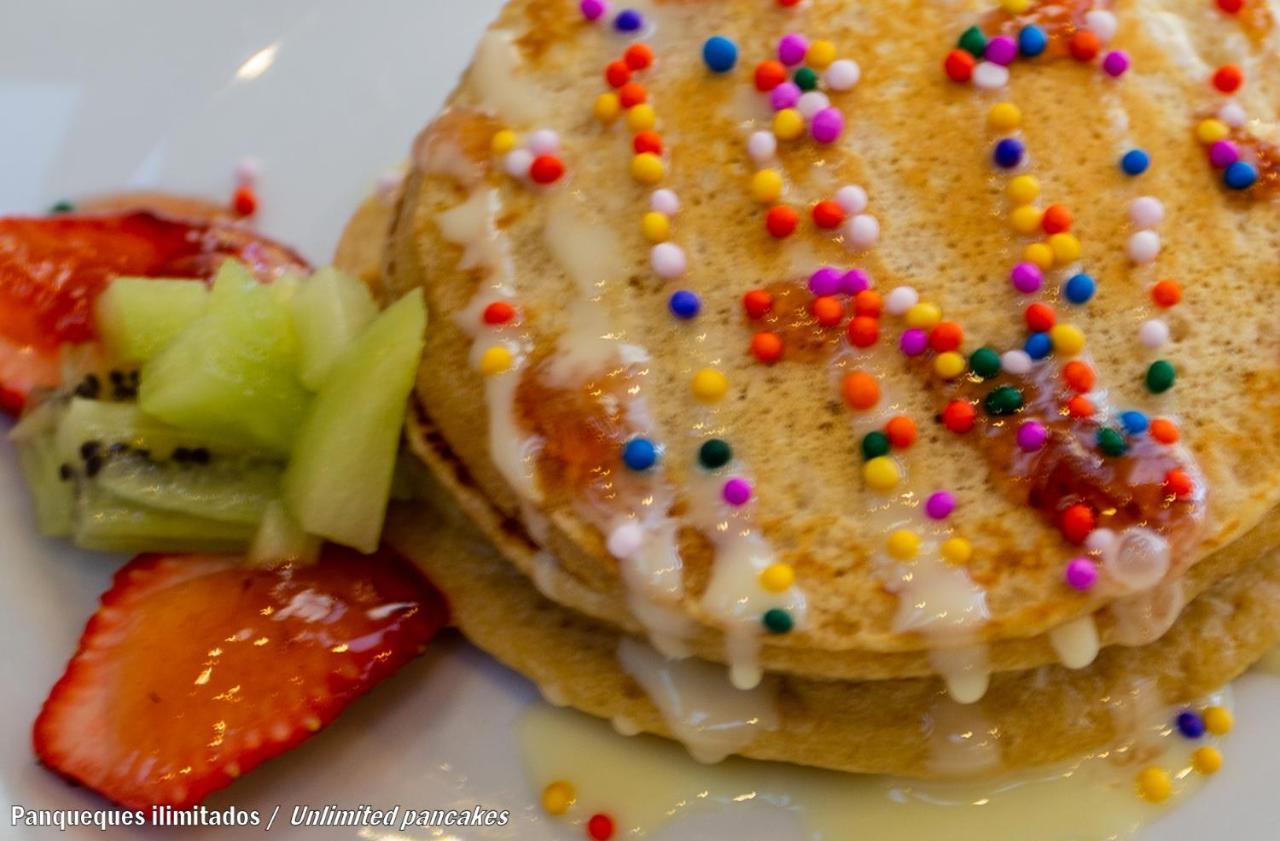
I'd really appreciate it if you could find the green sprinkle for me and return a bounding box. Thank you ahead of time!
[1145,360,1176,394]
[861,431,891,461]
[762,608,793,634]
[969,347,1002,379]
[983,385,1024,416]
[1096,427,1129,456]
[698,438,732,469]
[958,25,988,58]
[49,200,75,214]
[793,67,819,91]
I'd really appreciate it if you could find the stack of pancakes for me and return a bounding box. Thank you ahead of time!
[338,0,1280,776]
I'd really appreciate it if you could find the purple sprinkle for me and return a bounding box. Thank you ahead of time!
[899,328,928,357]
[810,107,845,144]
[839,268,870,295]
[985,35,1018,66]
[722,477,753,506]
[1010,262,1043,294]
[1102,50,1130,77]
[1016,420,1048,452]
[579,0,607,20]
[1065,557,1098,591]
[925,491,956,520]
[808,266,842,296]
[1208,139,1239,169]
[778,33,809,66]
[769,81,801,111]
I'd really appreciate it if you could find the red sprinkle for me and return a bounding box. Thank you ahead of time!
[605,60,631,88]
[1217,0,1243,12]
[1164,468,1194,497]
[1066,395,1095,418]
[812,200,846,229]
[944,49,976,82]
[624,43,654,71]
[811,295,845,327]
[232,186,258,217]
[618,82,648,108]
[1041,204,1072,234]
[751,331,784,363]
[1024,302,1056,333]
[1151,279,1182,307]
[1062,359,1095,392]
[530,155,566,184]
[1069,31,1101,62]
[853,289,882,317]
[942,400,977,433]
[743,289,774,319]
[632,130,663,155]
[766,205,799,238]
[846,315,879,348]
[1212,64,1244,93]
[755,60,788,92]
[587,813,615,841]
[885,415,918,448]
[482,301,516,325]
[777,0,802,6]
[928,321,963,352]
[1060,503,1096,544]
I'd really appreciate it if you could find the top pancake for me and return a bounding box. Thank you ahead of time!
[377,0,1280,665]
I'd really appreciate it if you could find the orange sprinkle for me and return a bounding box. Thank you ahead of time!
[624,43,654,71]
[885,415,918,448]
[1150,418,1180,443]
[853,289,882,317]
[1151,279,1182,307]
[1066,395,1095,418]
[618,82,648,108]
[1041,204,1073,234]
[811,295,845,327]
[928,321,964,353]
[841,371,880,410]
[846,315,879,348]
[1069,30,1100,62]
[751,331,784,364]
[632,130,663,155]
[605,60,631,88]
[1063,360,1096,393]
[1164,469,1194,497]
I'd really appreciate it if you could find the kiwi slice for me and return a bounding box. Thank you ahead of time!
[17,433,75,537]
[56,398,250,464]
[74,484,255,554]
[94,452,281,525]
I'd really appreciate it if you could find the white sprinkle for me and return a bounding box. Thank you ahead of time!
[834,184,868,214]
[504,149,534,179]
[1084,10,1118,43]
[796,91,831,119]
[606,522,644,558]
[1127,230,1160,264]
[824,59,860,92]
[747,130,777,164]
[1128,196,1164,229]
[1001,349,1033,375]
[884,285,919,316]
[844,214,879,250]
[234,157,262,183]
[1218,101,1247,128]
[1139,319,1169,349]
[650,188,680,215]
[525,129,561,155]
[972,62,1010,91]
[650,242,687,278]
[1085,527,1117,556]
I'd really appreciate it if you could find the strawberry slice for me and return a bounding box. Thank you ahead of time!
[33,546,448,809]
[0,210,310,414]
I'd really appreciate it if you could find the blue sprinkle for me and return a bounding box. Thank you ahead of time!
[622,438,659,471]
[1064,272,1096,304]
[1121,148,1150,176]
[993,138,1025,169]
[702,35,738,73]
[1223,160,1258,190]
[668,290,701,319]
[1024,331,1052,360]
[1176,710,1206,739]
[1120,410,1150,435]
[614,8,643,32]
[1018,25,1048,57]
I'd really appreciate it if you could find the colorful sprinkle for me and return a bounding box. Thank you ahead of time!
[885,416,918,448]
[1120,148,1150,175]
[861,430,891,460]
[703,35,738,72]
[613,9,643,32]
[580,0,607,21]
[1064,272,1096,304]
[760,563,796,593]
[751,330,784,363]
[699,438,733,469]
[766,205,800,238]
[483,301,516,325]
[1192,746,1223,775]
[762,607,794,633]
[631,152,665,184]
[743,288,774,319]
[1176,710,1206,739]
[969,347,1002,379]
[925,491,956,520]
[1018,25,1048,57]
[1016,421,1048,453]
[942,400,977,433]
[1145,360,1176,393]
[723,477,753,505]
[587,812,616,840]
[886,529,921,559]
[542,780,576,815]
[1097,427,1128,456]
[479,345,513,376]
[692,367,729,402]
[1065,557,1098,591]
[1224,160,1258,189]
[1121,410,1150,434]
[984,385,1024,416]
[810,107,845,143]
[993,137,1025,169]
[778,33,809,66]
[841,371,881,410]
[863,456,902,490]
[623,438,658,471]
[1204,705,1233,735]
[650,242,687,278]
[1136,768,1171,804]
[668,289,700,319]
[1101,50,1130,77]
[941,537,973,565]
[825,59,861,91]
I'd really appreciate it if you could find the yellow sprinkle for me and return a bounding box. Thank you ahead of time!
[760,563,796,593]
[987,102,1022,132]
[1136,767,1171,803]
[1007,174,1041,205]
[1192,746,1222,775]
[594,92,621,123]
[941,537,973,565]
[1009,205,1044,235]
[886,529,920,560]
[751,169,784,204]
[631,152,665,185]
[641,211,670,242]
[490,129,518,155]
[1001,0,1033,11]
[863,456,901,492]
[1203,705,1234,735]
[691,368,729,403]
[479,345,513,376]
[934,351,967,380]
[1050,324,1086,356]
[1023,242,1055,270]
[625,103,657,133]
[1195,118,1229,145]
[541,780,576,815]
[806,39,837,69]
[905,302,942,329]
[773,108,805,141]
[1049,232,1081,264]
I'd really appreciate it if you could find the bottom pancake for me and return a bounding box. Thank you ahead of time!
[385,492,1279,778]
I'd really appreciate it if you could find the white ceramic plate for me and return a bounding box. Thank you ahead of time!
[0,3,1276,839]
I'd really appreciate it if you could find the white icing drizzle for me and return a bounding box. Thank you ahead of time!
[467,29,541,124]
[1048,614,1101,670]
[617,636,779,764]
[1110,578,1186,647]
[922,696,1001,777]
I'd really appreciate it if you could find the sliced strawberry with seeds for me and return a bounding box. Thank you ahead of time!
[34,546,447,809]
[0,210,309,414]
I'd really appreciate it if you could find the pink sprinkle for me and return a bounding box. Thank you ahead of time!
[1208,139,1239,169]
[808,266,842,296]
[985,35,1018,66]
[899,328,928,357]
[579,0,607,20]
[1010,262,1043,294]
[810,107,845,144]
[1065,557,1098,590]
[778,33,809,66]
[925,491,956,520]
[839,268,870,295]
[1101,50,1130,77]
[722,477,753,506]
[1016,421,1048,452]
[769,81,802,111]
